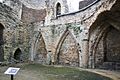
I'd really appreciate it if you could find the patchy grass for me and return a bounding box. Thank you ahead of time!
[0,63,112,80]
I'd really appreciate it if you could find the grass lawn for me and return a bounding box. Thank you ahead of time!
[0,63,112,80]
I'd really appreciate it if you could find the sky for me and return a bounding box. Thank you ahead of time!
[67,0,84,12]
[0,0,3,2]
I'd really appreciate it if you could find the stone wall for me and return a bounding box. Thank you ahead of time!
[3,0,22,19]
[88,0,120,69]
[105,27,120,62]
[21,5,46,23]
[30,20,88,67]
[42,0,117,67]
[45,0,116,27]
[89,22,120,69]
[45,0,69,23]
[1,0,120,70]
[20,0,46,9]
[58,31,79,66]
[0,3,30,62]
[29,0,119,68]
[17,0,120,69]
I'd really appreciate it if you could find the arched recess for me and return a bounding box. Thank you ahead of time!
[55,30,79,66]
[0,23,4,62]
[89,11,110,68]
[56,2,61,16]
[91,25,110,67]
[103,26,120,63]
[92,25,120,69]
[89,0,120,69]
[33,32,47,64]
[14,48,22,61]
[89,10,120,69]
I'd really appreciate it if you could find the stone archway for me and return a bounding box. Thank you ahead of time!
[90,25,120,70]
[14,48,22,61]
[88,6,120,69]
[0,23,4,62]
[56,30,79,66]
[33,32,47,64]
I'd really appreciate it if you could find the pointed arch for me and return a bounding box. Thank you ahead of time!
[31,32,47,64]
[55,29,79,66]
[55,29,69,60]
[89,10,120,69]
[14,48,22,61]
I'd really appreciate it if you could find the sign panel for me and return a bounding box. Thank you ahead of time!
[4,67,20,75]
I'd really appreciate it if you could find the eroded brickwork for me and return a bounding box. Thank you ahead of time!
[21,5,46,23]
[34,34,47,64]
[105,27,120,62]
[58,32,79,66]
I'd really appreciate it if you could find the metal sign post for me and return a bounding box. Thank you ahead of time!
[11,75,14,80]
[4,67,20,80]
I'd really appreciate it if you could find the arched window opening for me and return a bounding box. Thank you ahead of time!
[14,48,22,62]
[0,23,4,62]
[56,3,61,16]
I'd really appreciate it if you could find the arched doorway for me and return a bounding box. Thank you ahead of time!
[0,23,4,62]
[56,30,79,66]
[94,26,120,69]
[14,48,22,61]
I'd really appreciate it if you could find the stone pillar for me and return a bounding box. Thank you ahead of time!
[0,46,4,62]
[51,50,55,65]
[80,29,89,68]
[30,37,36,61]
[30,45,34,61]
[82,39,89,68]
[46,50,52,65]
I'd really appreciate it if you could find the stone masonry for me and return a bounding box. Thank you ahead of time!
[0,0,120,70]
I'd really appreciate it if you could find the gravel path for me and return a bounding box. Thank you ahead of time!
[81,69,120,80]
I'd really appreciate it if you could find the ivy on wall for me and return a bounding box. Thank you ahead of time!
[66,23,81,35]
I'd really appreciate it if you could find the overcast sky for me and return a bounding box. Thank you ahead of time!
[0,0,3,2]
[67,0,84,12]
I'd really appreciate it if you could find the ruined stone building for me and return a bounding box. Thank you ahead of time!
[0,0,120,70]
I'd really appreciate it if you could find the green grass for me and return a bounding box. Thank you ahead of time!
[0,63,112,80]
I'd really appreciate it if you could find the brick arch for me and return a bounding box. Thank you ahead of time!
[32,32,47,64]
[55,29,79,66]
[0,23,4,62]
